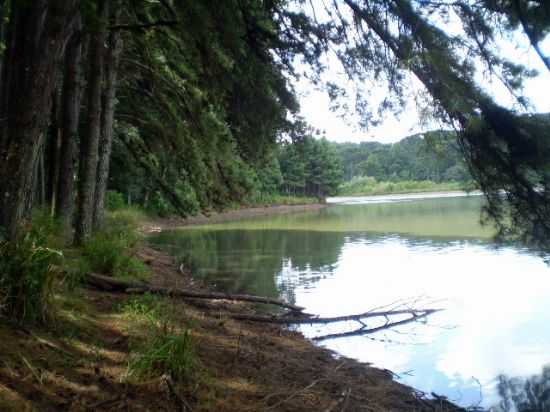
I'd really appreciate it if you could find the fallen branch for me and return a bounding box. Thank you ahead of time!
[232,308,441,324]
[85,272,304,312]
[312,310,437,342]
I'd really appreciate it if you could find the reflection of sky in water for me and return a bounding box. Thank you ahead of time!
[281,236,550,408]
[150,194,550,409]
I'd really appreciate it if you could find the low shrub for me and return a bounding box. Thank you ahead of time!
[81,232,149,280]
[105,190,126,211]
[0,233,62,324]
[80,208,149,280]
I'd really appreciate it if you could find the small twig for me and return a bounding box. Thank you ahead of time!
[20,354,43,385]
[312,311,436,341]
[89,395,121,409]
[264,379,323,410]
[162,374,193,412]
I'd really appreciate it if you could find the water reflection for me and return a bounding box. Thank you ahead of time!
[491,366,550,412]
[149,195,550,409]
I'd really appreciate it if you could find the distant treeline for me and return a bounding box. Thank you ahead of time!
[254,129,472,201]
[333,130,471,183]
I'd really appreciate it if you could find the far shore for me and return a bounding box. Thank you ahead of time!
[141,202,327,233]
[328,189,483,203]
[142,189,485,233]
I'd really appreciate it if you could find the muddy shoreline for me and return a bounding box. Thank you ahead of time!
[141,203,327,233]
[138,204,467,411]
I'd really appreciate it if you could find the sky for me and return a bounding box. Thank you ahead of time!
[295,22,550,144]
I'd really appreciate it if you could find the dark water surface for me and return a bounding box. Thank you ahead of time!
[150,194,550,410]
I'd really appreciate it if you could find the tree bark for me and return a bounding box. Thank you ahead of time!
[93,8,123,230]
[56,18,83,237]
[75,0,109,244]
[0,0,6,89]
[46,88,62,212]
[0,1,78,238]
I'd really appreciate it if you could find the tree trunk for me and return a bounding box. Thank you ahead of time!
[56,18,83,237]
[46,88,62,213]
[75,0,109,244]
[0,1,78,238]
[0,0,6,89]
[93,8,123,230]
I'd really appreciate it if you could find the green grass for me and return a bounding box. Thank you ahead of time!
[241,193,320,207]
[0,210,65,325]
[339,176,470,196]
[121,294,198,382]
[128,330,196,381]
[77,208,150,280]
[0,234,62,324]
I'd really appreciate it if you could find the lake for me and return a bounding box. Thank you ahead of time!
[149,193,550,410]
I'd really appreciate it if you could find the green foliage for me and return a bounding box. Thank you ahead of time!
[279,136,344,198]
[0,232,62,324]
[81,235,148,280]
[79,210,149,280]
[256,154,283,194]
[122,294,197,382]
[105,190,126,211]
[107,0,299,217]
[334,131,471,184]
[339,176,464,196]
[128,329,196,381]
[29,208,65,249]
[120,293,166,324]
[243,193,319,207]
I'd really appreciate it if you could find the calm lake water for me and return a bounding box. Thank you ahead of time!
[149,193,550,410]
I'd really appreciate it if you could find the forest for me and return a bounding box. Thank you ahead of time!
[1,0,550,245]
[0,0,549,410]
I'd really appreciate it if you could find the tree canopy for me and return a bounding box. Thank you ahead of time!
[334,130,471,183]
[0,0,549,249]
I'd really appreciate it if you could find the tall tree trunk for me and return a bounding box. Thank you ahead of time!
[93,9,123,230]
[57,18,83,237]
[75,0,109,244]
[46,88,62,213]
[0,0,7,89]
[0,1,77,239]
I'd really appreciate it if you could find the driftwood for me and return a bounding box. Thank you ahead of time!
[85,272,304,312]
[231,307,441,342]
[85,273,441,341]
[231,308,441,324]
[311,309,438,341]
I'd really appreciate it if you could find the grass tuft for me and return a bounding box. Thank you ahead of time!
[122,294,198,382]
[0,231,62,324]
[78,208,150,280]
[128,329,196,381]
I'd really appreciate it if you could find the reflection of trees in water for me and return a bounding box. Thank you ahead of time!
[491,366,550,412]
[149,229,487,303]
[150,229,347,300]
